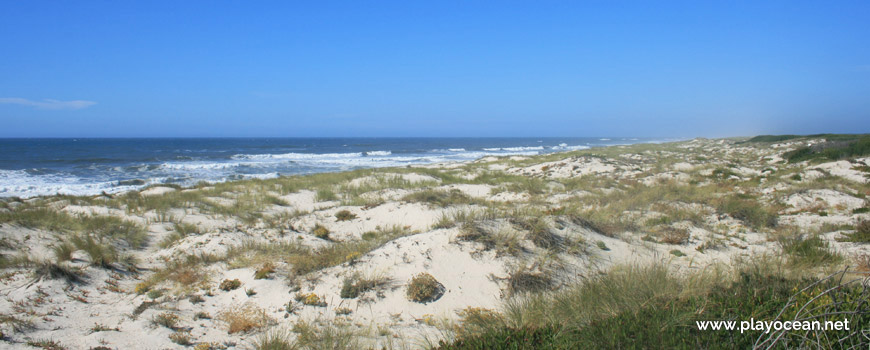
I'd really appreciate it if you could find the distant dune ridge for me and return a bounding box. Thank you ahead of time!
[1,135,869,349]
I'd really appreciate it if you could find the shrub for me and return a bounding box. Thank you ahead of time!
[294,292,327,307]
[406,272,444,303]
[335,210,357,221]
[151,312,180,329]
[246,288,257,296]
[657,227,690,245]
[596,241,610,251]
[670,249,686,257]
[146,289,164,299]
[218,303,273,334]
[254,262,275,279]
[219,279,242,291]
[506,265,553,295]
[169,330,192,346]
[25,339,66,350]
[312,224,330,240]
[339,273,388,299]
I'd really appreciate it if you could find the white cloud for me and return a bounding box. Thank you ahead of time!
[0,97,97,110]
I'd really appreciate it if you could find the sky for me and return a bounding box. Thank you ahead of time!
[1,1,868,138]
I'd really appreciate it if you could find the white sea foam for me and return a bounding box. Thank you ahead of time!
[550,144,590,151]
[0,169,146,198]
[159,162,245,170]
[0,141,639,198]
[365,151,392,156]
[231,152,364,160]
[501,146,544,151]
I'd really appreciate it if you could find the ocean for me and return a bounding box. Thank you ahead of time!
[0,137,667,198]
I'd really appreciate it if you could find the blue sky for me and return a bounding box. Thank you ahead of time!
[1,1,868,138]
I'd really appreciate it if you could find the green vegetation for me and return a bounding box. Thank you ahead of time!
[334,209,357,221]
[151,312,180,329]
[784,136,870,163]
[219,279,242,291]
[742,133,866,143]
[839,220,870,242]
[776,228,843,267]
[406,272,444,303]
[402,189,477,207]
[339,272,389,299]
[312,224,330,240]
[439,265,869,349]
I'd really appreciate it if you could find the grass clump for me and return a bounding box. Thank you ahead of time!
[218,303,273,334]
[716,196,778,230]
[779,233,843,267]
[315,188,338,202]
[335,210,357,221]
[839,220,870,242]
[655,227,691,245]
[25,339,66,350]
[510,214,560,250]
[158,232,184,249]
[252,329,296,350]
[406,272,444,303]
[340,272,389,299]
[505,264,554,295]
[174,222,201,235]
[169,330,193,346]
[52,241,75,262]
[70,234,117,268]
[254,262,276,279]
[402,189,475,208]
[288,320,364,349]
[312,224,330,240]
[32,260,84,284]
[151,312,180,329]
[219,279,242,291]
[295,292,327,307]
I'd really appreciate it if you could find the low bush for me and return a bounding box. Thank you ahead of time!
[254,262,275,279]
[312,224,330,240]
[406,272,444,303]
[218,303,273,334]
[335,210,357,221]
[219,279,242,291]
[151,312,180,329]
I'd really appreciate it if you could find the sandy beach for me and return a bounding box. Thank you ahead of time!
[1,136,869,349]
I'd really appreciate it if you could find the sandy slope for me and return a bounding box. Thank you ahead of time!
[1,137,869,349]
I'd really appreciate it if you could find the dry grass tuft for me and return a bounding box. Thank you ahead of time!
[218,303,273,334]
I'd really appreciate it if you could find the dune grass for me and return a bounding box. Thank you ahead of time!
[439,262,868,349]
